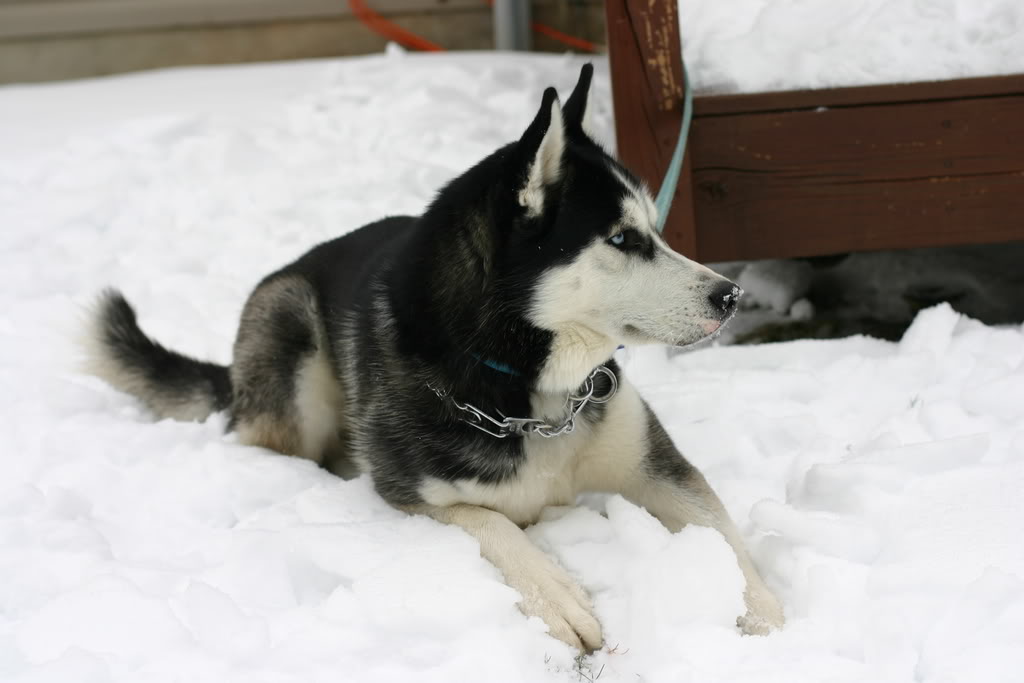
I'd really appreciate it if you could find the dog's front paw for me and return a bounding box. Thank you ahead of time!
[507,557,603,652]
[737,587,785,636]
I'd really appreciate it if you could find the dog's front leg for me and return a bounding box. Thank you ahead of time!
[409,503,603,651]
[621,460,785,635]
[582,386,784,634]
[629,415,784,634]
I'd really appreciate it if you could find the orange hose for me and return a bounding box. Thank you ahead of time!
[529,21,598,53]
[481,0,598,53]
[349,0,598,54]
[348,0,444,52]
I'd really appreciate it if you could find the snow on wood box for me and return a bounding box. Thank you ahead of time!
[606,0,1024,263]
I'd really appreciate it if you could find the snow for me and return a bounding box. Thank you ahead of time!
[2,51,1024,683]
[681,0,1024,93]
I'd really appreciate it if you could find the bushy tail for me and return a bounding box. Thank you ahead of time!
[84,289,232,421]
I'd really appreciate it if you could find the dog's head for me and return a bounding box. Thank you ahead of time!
[507,65,741,388]
[424,64,740,391]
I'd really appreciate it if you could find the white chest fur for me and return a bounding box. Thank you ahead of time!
[417,381,649,527]
[422,433,587,526]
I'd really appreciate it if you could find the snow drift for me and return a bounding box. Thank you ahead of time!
[2,52,1023,683]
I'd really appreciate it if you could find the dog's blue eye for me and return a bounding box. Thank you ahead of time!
[606,229,650,256]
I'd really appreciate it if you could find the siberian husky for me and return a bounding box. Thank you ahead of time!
[86,64,784,650]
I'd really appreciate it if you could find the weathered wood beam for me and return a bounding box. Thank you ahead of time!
[606,0,696,257]
[691,87,1024,261]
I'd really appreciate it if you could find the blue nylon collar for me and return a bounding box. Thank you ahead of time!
[471,346,625,378]
[471,353,522,377]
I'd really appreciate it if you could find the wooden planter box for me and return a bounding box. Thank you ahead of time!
[607,0,1024,262]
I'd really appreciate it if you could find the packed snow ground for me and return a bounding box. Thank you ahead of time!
[2,52,1024,683]
[680,0,1024,93]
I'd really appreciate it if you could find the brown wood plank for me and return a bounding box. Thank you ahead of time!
[690,93,1024,261]
[695,173,1024,262]
[605,0,696,256]
[694,73,1024,116]
[606,0,1024,262]
[693,95,1024,183]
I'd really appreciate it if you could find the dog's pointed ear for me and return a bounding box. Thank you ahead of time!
[516,87,565,216]
[563,63,595,140]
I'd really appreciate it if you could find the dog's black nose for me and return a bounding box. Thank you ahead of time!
[709,281,742,315]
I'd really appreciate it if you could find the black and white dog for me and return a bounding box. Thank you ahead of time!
[87,64,783,650]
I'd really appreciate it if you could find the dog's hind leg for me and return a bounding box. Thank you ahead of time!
[230,276,347,468]
[409,503,603,652]
[579,381,785,635]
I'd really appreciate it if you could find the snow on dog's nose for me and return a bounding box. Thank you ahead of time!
[708,281,743,318]
[700,281,743,335]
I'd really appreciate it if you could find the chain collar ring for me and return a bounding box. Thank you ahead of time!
[429,364,617,439]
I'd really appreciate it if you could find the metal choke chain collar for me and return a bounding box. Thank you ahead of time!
[429,365,618,439]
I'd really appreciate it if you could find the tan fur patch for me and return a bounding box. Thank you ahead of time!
[293,346,345,463]
[235,414,301,458]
